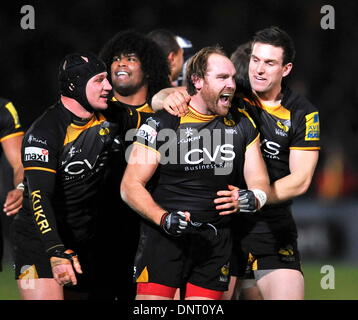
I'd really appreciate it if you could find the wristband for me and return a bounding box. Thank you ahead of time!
[252,189,267,209]
[16,182,25,191]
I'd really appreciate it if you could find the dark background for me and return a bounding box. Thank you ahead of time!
[1,0,357,201]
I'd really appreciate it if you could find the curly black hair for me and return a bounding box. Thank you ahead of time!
[99,29,171,102]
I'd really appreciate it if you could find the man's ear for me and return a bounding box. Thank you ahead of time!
[282,62,293,78]
[168,51,175,67]
[191,74,203,91]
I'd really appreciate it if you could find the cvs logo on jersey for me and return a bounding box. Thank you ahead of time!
[64,158,99,175]
[261,139,280,156]
[184,144,235,165]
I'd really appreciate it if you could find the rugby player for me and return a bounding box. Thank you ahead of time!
[0,99,24,271]
[96,30,171,300]
[120,46,270,300]
[148,29,184,86]
[11,52,143,300]
[151,27,320,300]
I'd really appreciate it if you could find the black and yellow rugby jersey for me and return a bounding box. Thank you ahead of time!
[0,98,24,157]
[232,86,320,232]
[16,101,141,253]
[135,106,259,224]
[101,98,154,192]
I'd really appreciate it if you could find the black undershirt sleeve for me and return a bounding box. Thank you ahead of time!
[25,169,64,255]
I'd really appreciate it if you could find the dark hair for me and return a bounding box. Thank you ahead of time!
[252,26,296,65]
[230,42,261,107]
[185,46,227,96]
[147,29,181,57]
[99,30,171,101]
[230,41,252,90]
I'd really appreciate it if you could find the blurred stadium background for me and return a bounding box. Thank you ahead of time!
[1,0,357,300]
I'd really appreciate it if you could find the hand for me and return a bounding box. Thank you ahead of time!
[237,189,267,213]
[160,211,191,236]
[215,185,240,215]
[3,189,23,216]
[50,249,82,286]
[163,91,191,117]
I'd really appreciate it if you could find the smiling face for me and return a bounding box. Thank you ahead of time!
[249,42,292,101]
[110,53,148,97]
[86,72,112,110]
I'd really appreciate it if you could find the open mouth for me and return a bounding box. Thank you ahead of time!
[115,71,129,77]
[219,93,233,105]
[100,94,109,99]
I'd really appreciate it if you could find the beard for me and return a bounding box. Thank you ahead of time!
[201,86,231,116]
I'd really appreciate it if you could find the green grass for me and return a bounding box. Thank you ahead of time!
[303,262,358,300]
[0,264,20,300]
[1,262,357,300]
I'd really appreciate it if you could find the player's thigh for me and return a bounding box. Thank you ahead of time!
[17,278,63,300]
[256,268,304,300]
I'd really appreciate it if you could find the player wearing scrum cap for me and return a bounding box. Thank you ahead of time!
[11,52,143,300]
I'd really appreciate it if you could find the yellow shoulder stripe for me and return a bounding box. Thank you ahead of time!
[237,108,256,128]
[5,102,21,129]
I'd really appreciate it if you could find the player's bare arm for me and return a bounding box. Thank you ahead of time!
[151,86,190,116]
[268,149,319,204]
[121,143,191,234]
[2,134,24,215]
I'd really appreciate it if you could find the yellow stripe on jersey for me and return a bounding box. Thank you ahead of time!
[136,111,141,129]
[0,131,24,142]
[136,103,154,113]
[237,108,257,128]
[180,106,216,124]
[246,133,260,151]
[260,103,291,120]
[24,167,56,173]
[290,146,321,151]
[64,114,106,146]
[111,97,154,113]
[5,102,21,129]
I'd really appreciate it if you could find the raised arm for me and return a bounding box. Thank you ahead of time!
[151,86,190,116]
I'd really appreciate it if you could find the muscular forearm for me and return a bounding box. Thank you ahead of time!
[120,180,166,226]
[12,165,24,187]
[267,150,318,204]
[267,172,313,204]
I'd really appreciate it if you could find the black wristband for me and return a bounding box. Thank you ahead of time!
[47,247,76,261]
